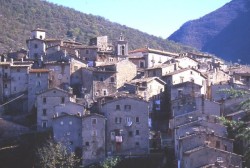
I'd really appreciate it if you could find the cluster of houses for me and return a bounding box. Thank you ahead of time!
[0,28,250,167]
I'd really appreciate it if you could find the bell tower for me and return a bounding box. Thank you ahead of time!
[27,28,46,67]
[115,33,128,56]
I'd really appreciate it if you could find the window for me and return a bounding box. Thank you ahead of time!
[110,77,115,83]
[128,131,133,137]
[36,72,41,77]
[124,105,131,111]
[180,77,184,83]
[153,70,156,76]
[61,97,65,104]
[43,97,46,104]
[103,90,107,96]
[86,50,89,54]
[85,142,89,146]
[14,87,16,92]
[4,84,7,88]
[139,61,144,68]
[135,142,140,146]
[34,44,38,48]
[42,120,47,128]
[190,71,193,75]
[115,117,122,124]
[42,109,47,116]
[216,141,220,148]
[116,105,120,110]
[40,35,43,39]
[92,118,97,125]
[224,145,227,151]
[121,46,125,55]
[36,81,41,87]
[136,117,140,123]
[135,130,140,136]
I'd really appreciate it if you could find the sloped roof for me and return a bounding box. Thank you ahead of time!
[129,76,166,85]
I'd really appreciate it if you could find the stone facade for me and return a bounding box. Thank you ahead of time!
[53,114,82,153]
[129,47,178,68]
[82,114,106,165]
[163,68,207,95]
[178,132,234,166]
[101,96,149,155]
[36,87,82,129]
[124,77,165,101]
[28,69,50,113]
[182,146,242,168]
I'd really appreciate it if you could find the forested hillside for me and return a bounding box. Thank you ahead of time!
[0,0,194,54]
[168,0,250,63]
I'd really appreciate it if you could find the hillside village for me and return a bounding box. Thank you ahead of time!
[0,28,250,167]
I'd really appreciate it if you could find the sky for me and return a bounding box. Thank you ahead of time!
[47,0,231,38]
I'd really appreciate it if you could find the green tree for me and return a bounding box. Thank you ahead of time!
[101,157,120,168]
[218,88,250,167]
[36,140,80,168]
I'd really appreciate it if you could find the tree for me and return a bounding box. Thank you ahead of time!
[218,88,250,167]
[101,157,120,168]
[35,140,80,168]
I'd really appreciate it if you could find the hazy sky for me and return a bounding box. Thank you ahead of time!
[47,0,231,38]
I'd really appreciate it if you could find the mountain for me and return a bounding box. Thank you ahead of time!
[0,0,194,55]
[168,0,250,63]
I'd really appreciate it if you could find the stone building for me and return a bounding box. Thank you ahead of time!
[123,77,165,101]
[145,63,178,78]
[82,114,106,166]
[82,59,137,99]
[36,87,85,129]
[129,47,178,68]
[182,146,242,168]
[53,114,82,153]
[27,68,50,113]
[178,132,234,167]
[26,28,46,67]
[162,68,207,95]
[101,96,149,155]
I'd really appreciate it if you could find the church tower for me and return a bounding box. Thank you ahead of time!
[26,28,46,67]
[115,33,128,57]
